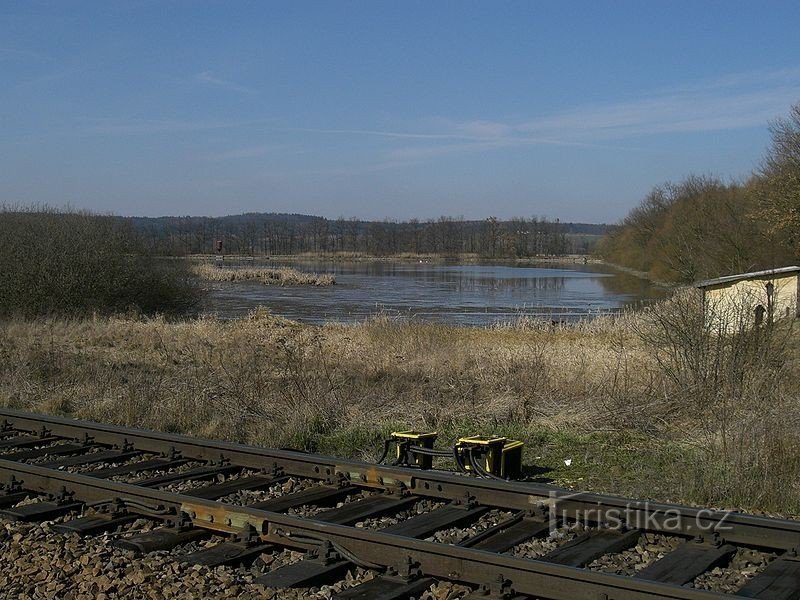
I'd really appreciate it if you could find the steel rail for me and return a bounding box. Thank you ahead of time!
[0,457,744,600]
[1,408,799,551]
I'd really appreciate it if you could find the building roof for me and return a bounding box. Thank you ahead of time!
[695,266,800,289]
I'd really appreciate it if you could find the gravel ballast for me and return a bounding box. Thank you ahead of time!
[0,518,269,599]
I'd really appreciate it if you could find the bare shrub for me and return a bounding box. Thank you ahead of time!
[0,205,200,317]
[634,288,790,416]
[633,288,798,510]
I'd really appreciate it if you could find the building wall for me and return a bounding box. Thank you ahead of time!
[702,273,799,333]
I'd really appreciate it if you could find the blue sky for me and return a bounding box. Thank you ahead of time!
[2,1,800,223]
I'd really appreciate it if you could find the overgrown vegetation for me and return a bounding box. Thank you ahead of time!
[0,206,200,318]
[633,291,797,508]
[0,304,797,513]
[191,262,335,286]
[599,102,800,283]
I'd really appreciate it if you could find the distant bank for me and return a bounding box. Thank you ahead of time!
[129,211,610,258]
[181,252,603,265]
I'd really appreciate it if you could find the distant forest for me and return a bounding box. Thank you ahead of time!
[130,214,608,258]
[598,102,800,284]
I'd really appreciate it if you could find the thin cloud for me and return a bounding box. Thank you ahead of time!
[287,126,485,141]
[195,71,254,94]
[86,67,797,177]
[517,69,800,141]
[655,67,800,95]
[452,120,513,138]
[294,67,800,151]
[273,67,800,175]
[75,117,271,136]
[386,140,516,162]
[288,126,595,148]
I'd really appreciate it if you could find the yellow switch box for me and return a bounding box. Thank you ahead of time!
[391,431,438,469]
[456,435,524,479]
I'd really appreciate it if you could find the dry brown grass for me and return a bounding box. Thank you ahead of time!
[191,262,335,286]
[0,296,798,512]
[0,306,649,459]
[0,309,622,438]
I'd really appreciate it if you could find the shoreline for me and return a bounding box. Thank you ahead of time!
[174,252,602,266]
[593,260,676,288]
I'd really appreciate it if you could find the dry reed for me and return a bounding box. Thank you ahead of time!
[192,262,335,286]
[0,296,797,512]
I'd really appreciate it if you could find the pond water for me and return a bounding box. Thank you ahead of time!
[200,260,666,326]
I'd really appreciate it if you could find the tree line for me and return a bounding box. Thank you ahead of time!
[131,214,606,258]
[598,102,800,283]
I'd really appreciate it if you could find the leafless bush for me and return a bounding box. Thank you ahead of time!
[632,288,798,509]
[0,205,200,317]
[634,288,789,412]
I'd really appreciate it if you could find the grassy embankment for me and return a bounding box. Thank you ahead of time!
[191,262,335,286]
[1,293,798,514]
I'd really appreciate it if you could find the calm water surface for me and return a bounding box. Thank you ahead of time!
[201,260,666,326]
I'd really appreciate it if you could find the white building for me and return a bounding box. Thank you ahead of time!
[695,266,800,333]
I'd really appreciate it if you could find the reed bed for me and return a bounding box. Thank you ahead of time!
[191,262,335,286]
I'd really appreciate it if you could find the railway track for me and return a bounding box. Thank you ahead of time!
[0,409,799,599]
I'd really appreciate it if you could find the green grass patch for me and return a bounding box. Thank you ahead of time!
[303,418,700,505]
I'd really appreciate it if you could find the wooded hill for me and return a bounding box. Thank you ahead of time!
[598,102,800,283]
